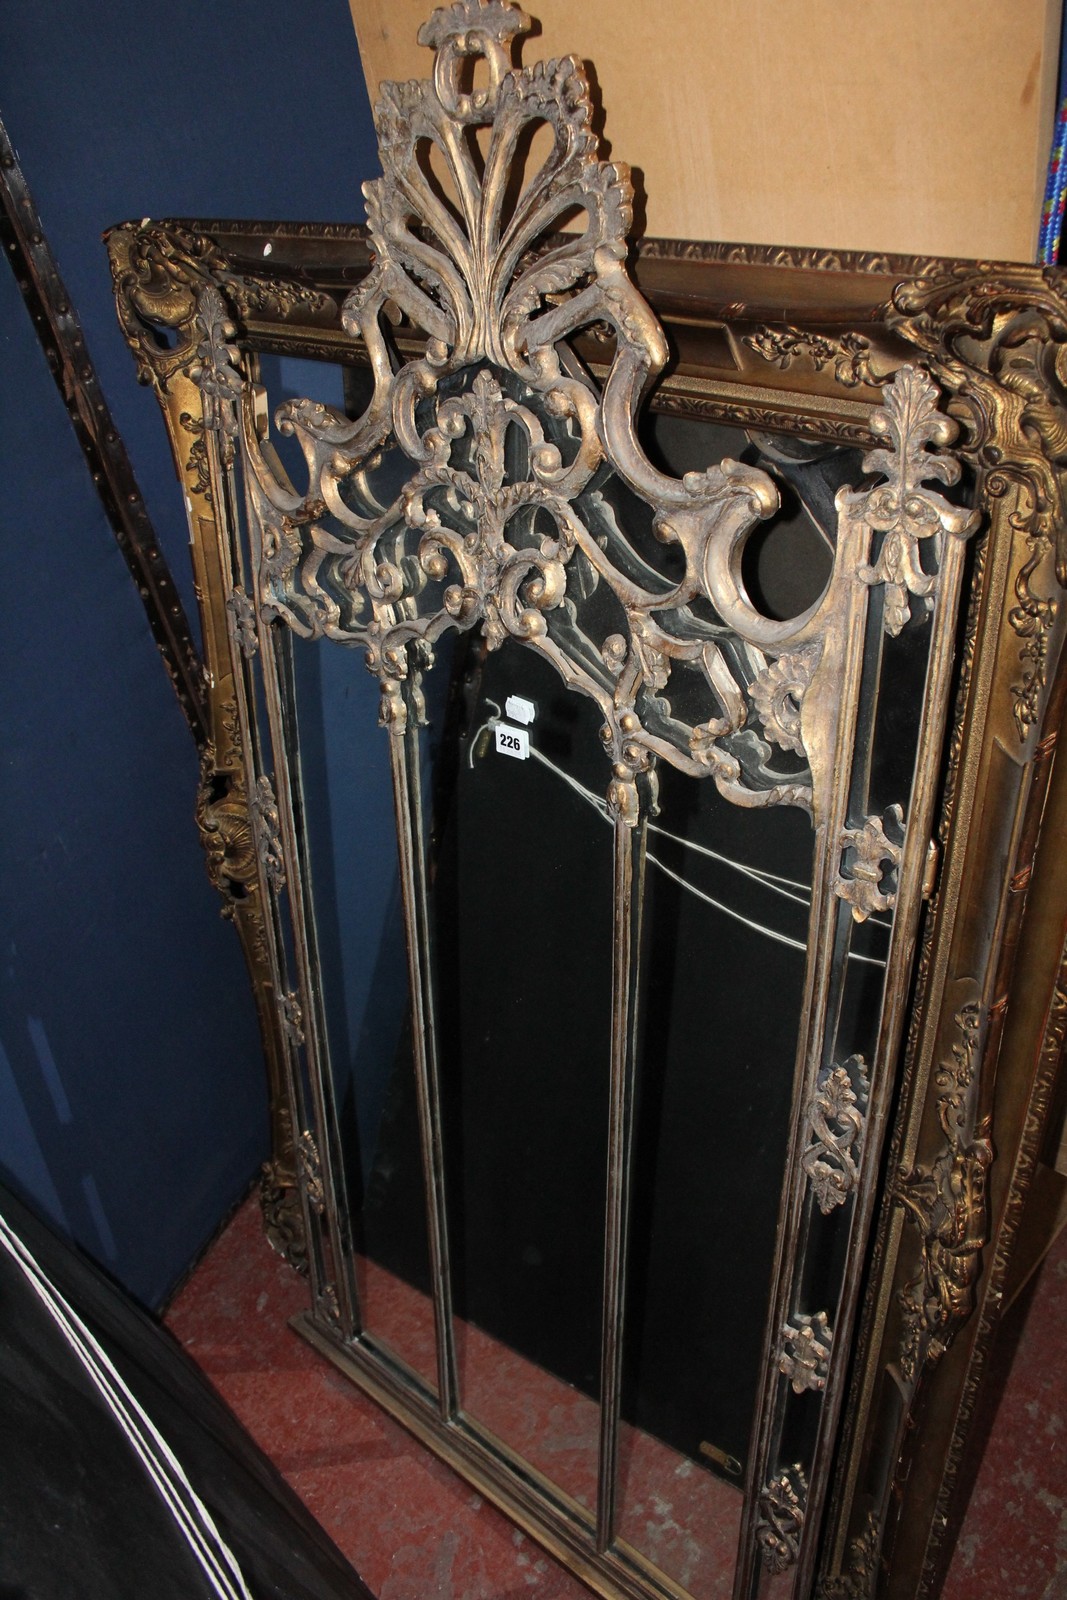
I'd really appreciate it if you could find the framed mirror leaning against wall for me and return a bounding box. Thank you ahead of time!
[107,5,1067,1598]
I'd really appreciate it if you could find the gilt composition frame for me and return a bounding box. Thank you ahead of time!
[108,6,1067,1598]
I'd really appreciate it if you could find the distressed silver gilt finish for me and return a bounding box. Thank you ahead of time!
[225,6,982,1600]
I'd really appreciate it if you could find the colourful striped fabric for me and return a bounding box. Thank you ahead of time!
[1038,96,1067,264]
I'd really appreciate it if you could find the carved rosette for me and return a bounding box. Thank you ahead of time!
[802,1055,870,1213]
[895,1000,991,1383]
[756,1464,809,1574]
[750,646,819,756]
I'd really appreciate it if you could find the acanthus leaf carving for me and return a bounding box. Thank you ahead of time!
[816,1509,880,1599]
[234,2,973,835]
[743,325,881,390]
[195,743,258,914]
[852,366,979,636]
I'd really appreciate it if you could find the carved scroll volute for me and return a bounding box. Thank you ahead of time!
[237,2,978,852]
[891,265,1067,743]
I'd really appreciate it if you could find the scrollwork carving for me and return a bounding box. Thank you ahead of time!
[756,1464,808,1574]
[895,1000,991,1383]
[108,223,231,389]
[802,1055,870,1213]
[855,366,978,636]
[816,1509,880,1599]
[195,747,258,914]
[891,264,1067,736]
[235,0,973,838]
[744,325,880,390]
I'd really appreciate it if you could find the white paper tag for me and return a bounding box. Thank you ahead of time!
[505,695,536,726]
[494,722,530,761]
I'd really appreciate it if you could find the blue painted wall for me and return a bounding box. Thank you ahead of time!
[0,1,380,1305]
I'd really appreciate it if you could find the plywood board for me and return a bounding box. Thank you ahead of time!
[348,0,1060,262]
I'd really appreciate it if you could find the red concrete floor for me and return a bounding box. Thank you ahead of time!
[166,1196,1067,1600]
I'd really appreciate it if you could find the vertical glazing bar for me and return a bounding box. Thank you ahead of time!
[384,678,458,1419]
[596,796,648,1551]
[258,625,361,1336]
[733,585,871,1600]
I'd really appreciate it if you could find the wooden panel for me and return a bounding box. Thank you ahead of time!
[349,0,1059,262]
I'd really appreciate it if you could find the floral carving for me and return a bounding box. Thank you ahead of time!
[891,264,1067,737]
[180,411,213,505]
[744,325,880,389]
[224,274,334,322]
[896,1000,991,1383]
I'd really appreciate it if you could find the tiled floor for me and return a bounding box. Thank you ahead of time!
[167,1197,1067,1600]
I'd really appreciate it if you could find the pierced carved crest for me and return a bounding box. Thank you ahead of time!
[229,0,974,834]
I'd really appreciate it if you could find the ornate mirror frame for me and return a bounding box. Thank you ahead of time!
[107,6,1067,1597]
